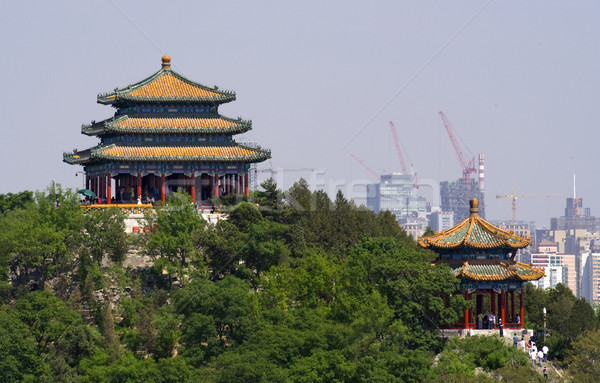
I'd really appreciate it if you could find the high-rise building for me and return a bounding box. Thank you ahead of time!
[366,173,426,220]
[530,241,576,294]
[429,211,455,233]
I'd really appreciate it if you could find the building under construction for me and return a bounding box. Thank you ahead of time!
[438,112,485,224]
[440,170,485,223]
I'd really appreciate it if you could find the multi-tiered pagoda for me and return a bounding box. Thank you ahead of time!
[418,198,544,330]
[64,56,270,205]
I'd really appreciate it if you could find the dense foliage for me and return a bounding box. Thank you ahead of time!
[0,181,593,381]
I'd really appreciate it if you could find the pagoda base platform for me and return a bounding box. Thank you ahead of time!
[439,328,534,339]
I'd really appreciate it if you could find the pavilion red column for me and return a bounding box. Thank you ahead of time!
[244,173,249,196]
[99,175,104,199]
[464,292,470,329]
[107,174,112,205]
[137,174,142,200]
[490,290,496,328]
[520,291,524,329]
[510,292,515,323]
[500,290,506,326]
[85,175,90,190]
[161,174,166,202]
[190,174,196,203]
[214,174,220,198]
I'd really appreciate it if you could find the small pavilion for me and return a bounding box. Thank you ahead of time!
[64,56,270,205]
[418,198,544,330]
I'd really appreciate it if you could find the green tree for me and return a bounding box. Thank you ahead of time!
[83,207,128,264]
[0,190,34,214]
[146,192,204,267]
[567,329,600,382]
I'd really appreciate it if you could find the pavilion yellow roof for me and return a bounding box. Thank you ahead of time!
[63,143,270,164]
[417,198,530,250]
[100,144,267,161]
[82,115,251,135]
[441,259,545,281]
[97,56,236,104]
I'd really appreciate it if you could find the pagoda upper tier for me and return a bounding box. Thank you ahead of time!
[97,56,235,106]
[63,56,269,182]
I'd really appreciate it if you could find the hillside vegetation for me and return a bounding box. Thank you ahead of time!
[0,181,597,382]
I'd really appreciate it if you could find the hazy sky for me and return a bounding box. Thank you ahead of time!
[1,1,598,227]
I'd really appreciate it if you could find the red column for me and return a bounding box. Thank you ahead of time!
[107,174,112,205]
[244,173,249,196]
[99,175,104,199]
[464,292,470,329]
[86,175,90,190]
[190,174,196,203]
[214,174,220,198]
[520,291,524,329]
[500,290,506,326]
[137,174,142,200]
[161,174,166,202]
[511,292,515,323]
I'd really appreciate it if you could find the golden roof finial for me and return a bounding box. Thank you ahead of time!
[161,56,171,70]
[469,198,479,217]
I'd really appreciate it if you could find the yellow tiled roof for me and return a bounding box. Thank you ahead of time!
[116,117,236,129]
[102,145,256,158]
[128,72,223,99]
[93,144,270,163]
[82,115,251,136]
[97,65,235,104]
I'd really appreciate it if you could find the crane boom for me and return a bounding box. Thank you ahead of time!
[388,121,408,174]
[439,111,476,180]
[350,154,380,180]
[496,190,567,223]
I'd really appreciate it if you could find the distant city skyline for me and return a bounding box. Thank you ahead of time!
[1,1,599,227]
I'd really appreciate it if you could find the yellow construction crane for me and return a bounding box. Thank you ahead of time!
[496,189,567,223]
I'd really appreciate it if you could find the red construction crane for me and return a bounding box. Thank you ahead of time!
[439,111,476,183]
[350,154,380,180]
[388,121,408,175]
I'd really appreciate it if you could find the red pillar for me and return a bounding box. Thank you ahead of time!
[511,292,515,323]
[520,291,524,329]
[107,174,112,205]
[137,174,142,200]
[244,173,249,196]
[490,290,496,328]
[161,174,166,202]
[99,175,104,199]
[214,174,220,198]
[500,290,506,326]
[190,174,196,203]
[464,292,470,329]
